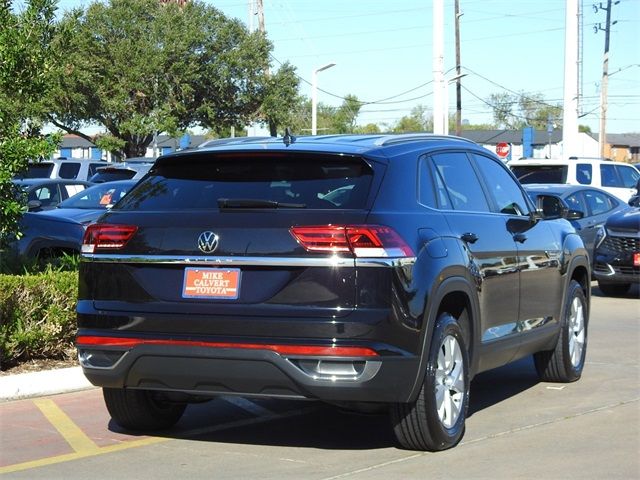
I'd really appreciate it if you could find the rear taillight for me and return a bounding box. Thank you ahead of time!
[81,224,138,253]
[290,225,414,257]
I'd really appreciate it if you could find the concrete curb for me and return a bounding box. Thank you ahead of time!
[0,366,94,402]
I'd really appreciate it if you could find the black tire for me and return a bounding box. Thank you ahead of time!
[597,281,630,297]
[103,388,186,431]
[391,312,470,451]
[534,280,588,382]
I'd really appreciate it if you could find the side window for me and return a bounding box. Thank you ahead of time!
[472,154,529,216]
[576,164,592,185]
[31,185,61,206]
[418,156,436,207]
[89,163,104,177]
[615,165,640,188]
[430,152,490,212]
[600,164,620,187]
[584,190,615,215]
[58,162,81,179]
[565,192,588,214]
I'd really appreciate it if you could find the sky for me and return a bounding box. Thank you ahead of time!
[43,0,640,133]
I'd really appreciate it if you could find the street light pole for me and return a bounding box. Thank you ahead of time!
[311,63,336,135]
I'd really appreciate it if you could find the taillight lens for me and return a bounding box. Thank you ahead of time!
[290,225,414,257]
[81,224,138,253]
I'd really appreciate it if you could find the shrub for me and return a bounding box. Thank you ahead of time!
[0,269,78,369]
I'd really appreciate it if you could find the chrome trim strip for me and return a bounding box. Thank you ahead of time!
[81,254,417,268]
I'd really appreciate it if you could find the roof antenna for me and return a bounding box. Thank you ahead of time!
[283,127,296,147]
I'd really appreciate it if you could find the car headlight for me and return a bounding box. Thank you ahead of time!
[594,226,607,248]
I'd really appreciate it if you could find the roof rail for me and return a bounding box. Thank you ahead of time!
[374,134,476,147]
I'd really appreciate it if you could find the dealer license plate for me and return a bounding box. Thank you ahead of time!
[182,267,241,299]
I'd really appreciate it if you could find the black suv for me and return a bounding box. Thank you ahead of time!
[593,208,640,296]
[77,134,590,451]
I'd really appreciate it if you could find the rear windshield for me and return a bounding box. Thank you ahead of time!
[23,163,54,178]
[90,170,136,183]
[116,154,374,210]
[510,165,568,184]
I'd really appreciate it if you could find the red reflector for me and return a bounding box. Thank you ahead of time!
[290,225,414,257]
[82,224,137,253]
[76,336,378,357]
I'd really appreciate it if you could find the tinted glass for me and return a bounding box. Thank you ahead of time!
[58,162,81,179]
[511,165,568,184]
[116,155,373,211]
[61,182,134,209]
[89,163,105,177]
[584,190,615,215]
[576,164,592,185]
[600,164,620,187]
[473,154,529,215]
[30,184,60,206]
[24,163,54,178]
[418,156,436,207]
[565,192,588,214]
[616,165,640,188]
[90,170,136,183]
[431,152,489,212]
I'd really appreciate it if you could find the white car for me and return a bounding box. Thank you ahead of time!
[509,157,639,203]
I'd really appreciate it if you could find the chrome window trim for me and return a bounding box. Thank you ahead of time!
[80,254,416,268]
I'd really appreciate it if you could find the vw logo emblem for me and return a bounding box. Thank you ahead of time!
[197,231,219,254]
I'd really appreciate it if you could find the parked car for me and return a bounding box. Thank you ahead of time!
[76,134,590,452]
[593,208,640,296]
[89,162,153,183]
[13,178,92,212]
[15,180,136,258]
[524,184,629,264]
[19,158,107,182]
[509,157,640,203]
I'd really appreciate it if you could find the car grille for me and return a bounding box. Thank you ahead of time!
[602,236,640,253]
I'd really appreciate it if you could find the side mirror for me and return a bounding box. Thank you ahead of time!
[629,195,640,207]
[535,194,563,219]
[27,199,42,211]
[564,209,584,220]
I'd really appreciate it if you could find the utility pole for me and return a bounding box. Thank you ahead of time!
[562,0,579,159]
[432,0,446,135]
[595,0,619,158]
[454,0,462,136]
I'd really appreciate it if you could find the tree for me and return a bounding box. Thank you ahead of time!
[260,63,301,136]
[488,91,562,130]
[48,0,271,158]
[0,0,62,248]
[392,105,433,133]
[331,94,362,134]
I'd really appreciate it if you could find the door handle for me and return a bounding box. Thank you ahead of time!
[513,233,527,243]
[461,232,478,244]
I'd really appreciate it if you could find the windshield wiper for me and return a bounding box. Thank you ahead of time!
[217,198,306,209]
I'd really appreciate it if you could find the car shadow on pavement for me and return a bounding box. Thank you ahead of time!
[105,357,541,450]
[468,355,539,416]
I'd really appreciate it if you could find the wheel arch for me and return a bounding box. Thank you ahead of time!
[406,276,480,403]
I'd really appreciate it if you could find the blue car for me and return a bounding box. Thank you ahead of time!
[16,180,136,258]
[524,184,629,264]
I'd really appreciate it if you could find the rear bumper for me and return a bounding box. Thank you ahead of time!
[76,338,420,403]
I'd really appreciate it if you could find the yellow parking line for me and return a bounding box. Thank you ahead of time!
[0,437,167,474]
[32,398,99,454]
[0,403,320,474]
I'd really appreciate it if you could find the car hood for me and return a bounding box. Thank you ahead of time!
[606,208,640,232]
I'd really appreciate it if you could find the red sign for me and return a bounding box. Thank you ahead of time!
[496,142,510,158]
[182,268,241,299]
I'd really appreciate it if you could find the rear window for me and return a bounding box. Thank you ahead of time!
[24,163,54,178]
[511,165,568,184]
[116,154,374,211]
[58,162,81,179]
[90,169,136,183]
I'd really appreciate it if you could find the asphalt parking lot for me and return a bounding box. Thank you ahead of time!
[1,283,638,480]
